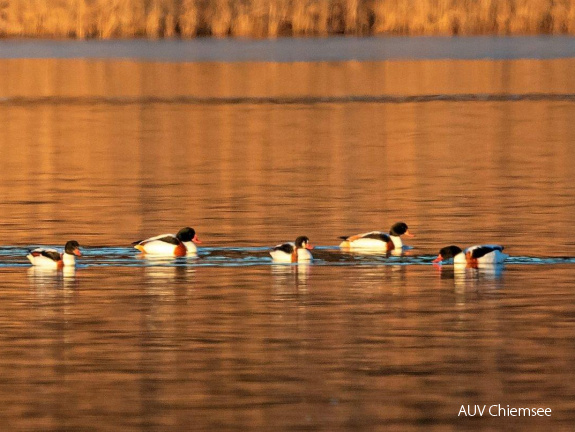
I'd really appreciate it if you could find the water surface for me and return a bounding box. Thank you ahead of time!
[0,42,575,431]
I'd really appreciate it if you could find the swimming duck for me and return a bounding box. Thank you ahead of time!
[433,245,508,266]
[270,236,313,263]
[133,227,201,256]
[26,240,82,268]
[339,222,413,252]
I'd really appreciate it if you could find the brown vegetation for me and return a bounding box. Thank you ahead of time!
[1,0,575,38]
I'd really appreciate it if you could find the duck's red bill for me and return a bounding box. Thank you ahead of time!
[432,255,442,263]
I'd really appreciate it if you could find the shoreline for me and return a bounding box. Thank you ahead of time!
[2,37,575,62]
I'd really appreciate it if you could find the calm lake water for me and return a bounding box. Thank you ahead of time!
[1,38,575,431]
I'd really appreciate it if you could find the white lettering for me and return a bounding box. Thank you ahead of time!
[517,408,531,416]
[465,404,552,417]
[458,405,487,416]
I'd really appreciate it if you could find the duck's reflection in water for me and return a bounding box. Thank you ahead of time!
[27,266,77,291]
[143,261,195,283]
[439,263,505,291]
[27,267,77,341]
[345,265,409,295]
[271,263,311,293]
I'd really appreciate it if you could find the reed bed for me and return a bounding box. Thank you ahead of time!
[1,0,575,38]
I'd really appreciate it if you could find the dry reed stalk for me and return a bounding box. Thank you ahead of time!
[267,1,280,37]
[267,0,291,37]
[327,0,345,33]
[95,0,146,38]
[75,0,86,38]
[562,1,575,33]
[494,0,512,33]
[252,0,273,37]
[6,0,40,36]
[372,0,410,34]
[291,0,315,35]
[317,0,330,35]
[179,0,199,37]
[355,0,377,35]
[161,0,178,37]
[550,1,568,32]
[290,0,330,35]
[345,0,360,34]
[506,0,543,33]
[146,0,162,37]
[468,0,496,34]
[209,0,232,36]
[438,0,466,35]
[4,1,26,36]
[231,1,255,37]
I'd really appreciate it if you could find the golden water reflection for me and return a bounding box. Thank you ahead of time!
[1,59,575,257]
[1,57,575,430]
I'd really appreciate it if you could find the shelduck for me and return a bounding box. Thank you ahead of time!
[339,222,413,252]
[433,245,508,266]
[26,240,82,268]
[270,236,313,263]
[133,227,201,257]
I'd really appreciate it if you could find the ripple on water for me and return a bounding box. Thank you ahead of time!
[1,247,575,268]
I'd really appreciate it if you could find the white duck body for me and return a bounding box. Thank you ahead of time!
[134,227,200,257]
[297,248,313,262]
[26,248,63,268]
[133,233,187,256]
[339,232,401,252]
[270,236,314,263]
[464,245,509,264]
[182,241,198,255]
[339,222,412,254]
[453,251,468,265]
[62,252,78,266]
